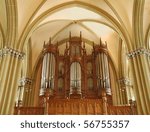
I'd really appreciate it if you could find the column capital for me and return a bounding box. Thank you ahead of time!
[0,47,25,59]
[19,77,32,86]
[127,47,150,58]
[118,77,132,87]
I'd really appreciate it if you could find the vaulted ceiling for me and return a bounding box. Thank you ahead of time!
[0,0,150,71]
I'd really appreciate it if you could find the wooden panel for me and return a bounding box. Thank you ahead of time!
[14,107,44,115]
[48,99,103,115]
[107,105,132,115]
[87,103,94,115]
[64,102,71,114]
[14,100,135,115]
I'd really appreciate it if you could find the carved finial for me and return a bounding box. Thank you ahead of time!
[56,41,58,47]
[69,31,71,40]
[100,37,102,46]
[66,42,68,49]
[49,37,51,45]
[43,41,46,47]
[80,31,82,39]
[105,41,107,48]
[66,42,67,48]
[93,41,95,48]
[83,41,85,48]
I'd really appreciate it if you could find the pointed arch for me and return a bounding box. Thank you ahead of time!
[18,1,132,51]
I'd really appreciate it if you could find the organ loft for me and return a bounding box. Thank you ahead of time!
[14,33,137,115]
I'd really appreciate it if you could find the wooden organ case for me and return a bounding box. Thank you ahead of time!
[13,33,137,115]
[14,33,137,115]
[38,34,113,115]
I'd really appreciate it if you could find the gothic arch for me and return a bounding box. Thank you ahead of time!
[17,1,132,51]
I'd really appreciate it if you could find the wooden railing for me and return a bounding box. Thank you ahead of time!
[14,98,137,115]
[14,107,44,115]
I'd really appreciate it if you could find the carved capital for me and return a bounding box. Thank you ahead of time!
[128,48,150,58]
[0,47,25,59]
[119,77,132,86]
[19,77,32,86]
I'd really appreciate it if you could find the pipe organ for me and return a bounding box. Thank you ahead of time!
[38,34,112,101]
[14,33,137,115]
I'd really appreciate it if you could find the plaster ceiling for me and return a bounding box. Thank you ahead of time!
[1,0,150,71]
[29,1,120,69]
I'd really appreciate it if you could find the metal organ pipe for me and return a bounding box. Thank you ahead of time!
[51,54,55,89]
[96,52,111,95]
[40,53,55,96]
[99,53,103,88]
[40,54,47,95]
[96,53,103,89]
[104,53,111,94]
[70,62,81,94]
[45,53,49,88]
[48,53,51,88]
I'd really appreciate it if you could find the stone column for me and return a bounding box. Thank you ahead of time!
[128,48,150,114]
[118,77,133,105]
[0,47,24,114]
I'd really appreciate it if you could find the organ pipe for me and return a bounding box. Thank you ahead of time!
[96,52,111,95]
[70,62,81,94]
[38,34,112,100]
[40,53,55,96]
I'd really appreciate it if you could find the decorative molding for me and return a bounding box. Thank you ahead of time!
[19,77,32,86]
[0,47,25,59]
[118,77,132,86]
[128,48,150,58]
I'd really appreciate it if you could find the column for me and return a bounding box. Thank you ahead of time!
[118,77,133,105]
[128,48,150,114]
[18,77,32,107]
[0,47,24,114]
